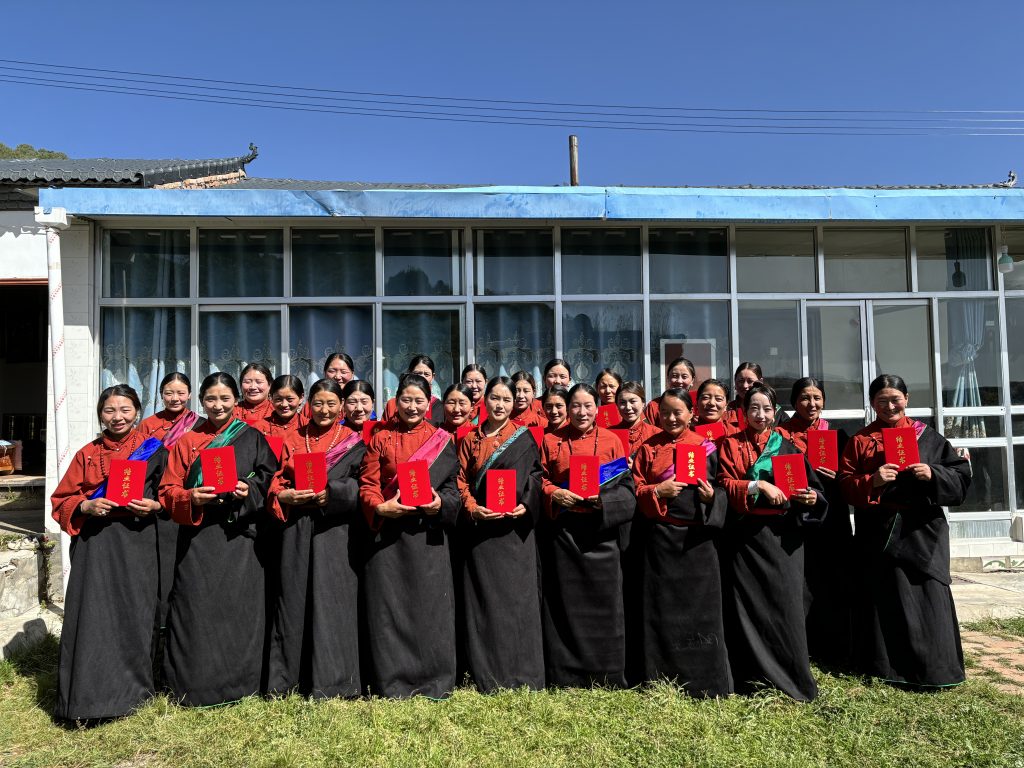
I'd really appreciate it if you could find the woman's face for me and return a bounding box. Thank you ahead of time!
[616,392,644,426]
[872,387,909,426]
[397,385,429,426]
[240,371,270,404]
[462,371,486,403]
[544,365,571,390]
[668,365,694,391]
[543,396,567,428]
[659,394,692,438]
[444,391,473,426]
[512,380,534,414]
[271,387,302,420]
[485,384,514,424]
[202,384,237,427]
[697,385,728,423]
[795,386,825,423]
[734,369,760,399]
[568,391,598,432]
[343,391,374,427]
[99,395,138,438]
[324,359,354,384]
[309,391,343,428]
[410,364,434,384]
[745,391,775,434]
[161,381,190,415]
[596,374,619,404]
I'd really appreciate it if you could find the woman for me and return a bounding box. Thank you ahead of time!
[461,364,488,424]
[643,357,696,427]
[542,358,572,391]
[139,372,200,442]
[510,371,547,428]
[50,385,167,721]
[266,378,365,699]
[358,373,461,698]
[541,387,570,434]
[323,352,356,385]
[234,362,275,424]
[539,383,636,687]
[632,388,731,697]
[724,362,763,429]
[158,372,278,706]
[779,377,854,669]
[717,382,827,702]
[258,375,307,439]
[382,355,444,424]
[693,379,740,445]
[341,379,377,435]
[595,368,623,405]
[838,374,970,688]
[440,383,475,438]
[456,377,545,692]
[616,381,659,458]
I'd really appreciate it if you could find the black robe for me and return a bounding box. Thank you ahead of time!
[635,448,732,698]
[539,469,637,688]
[162,426,278,707]
[458,430,545,692]
[840,423,970,687]
[54,446,168,721]
[361,443,461,699]
[267,440,366,699]
[718,435,827,702]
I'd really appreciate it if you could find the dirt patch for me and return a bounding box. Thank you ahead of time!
[961,629,1024,695]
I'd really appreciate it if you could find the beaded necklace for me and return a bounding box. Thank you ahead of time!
[304,420,344,454]
[98,429,141,477]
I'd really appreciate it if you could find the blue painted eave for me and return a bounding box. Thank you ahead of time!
[38,185,1024,222]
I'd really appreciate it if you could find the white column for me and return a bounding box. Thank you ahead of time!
[35,207,72,595]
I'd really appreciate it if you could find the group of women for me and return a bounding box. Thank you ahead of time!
[50,351,971,722]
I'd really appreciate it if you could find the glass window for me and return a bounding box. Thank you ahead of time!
[101,308,190,417]
[824,229,908,292]
[562,302,642,383]
[953,446,1008,513]
[806,305,864,410]
[198,311,281,382]
[561,229,641,295]
[103,229,189,299]
[917,228,991,292]
[475,304,555,382]
[871,303,934,409]
[382,308,461,401]
[474,229,553,295]
[649,301,731,394]
[737,301,801,397]
[1008,299,1024,405]
[1002,228,1024,290]
[649,228,728,293]
[383,230,460,296]
[736,229,815,293]
[937,298,1001,411]
[288,306,374,390]
[198,230,283,298]
[292,230,375,297]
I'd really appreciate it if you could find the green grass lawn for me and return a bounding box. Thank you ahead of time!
[963,617,1024,639]
[2,635,1023,768]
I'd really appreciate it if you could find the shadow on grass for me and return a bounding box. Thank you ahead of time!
[2,623,58,712]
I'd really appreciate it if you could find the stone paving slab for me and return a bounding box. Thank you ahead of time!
[951,571,1024,622]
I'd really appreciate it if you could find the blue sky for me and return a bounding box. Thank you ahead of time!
[2,1,1021,187]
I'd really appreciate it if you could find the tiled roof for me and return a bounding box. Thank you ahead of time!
[227,178,479,191]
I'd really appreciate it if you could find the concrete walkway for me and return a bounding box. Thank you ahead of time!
[951,570,1024,622]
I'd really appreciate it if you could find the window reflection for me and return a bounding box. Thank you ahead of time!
[736,229,815,293]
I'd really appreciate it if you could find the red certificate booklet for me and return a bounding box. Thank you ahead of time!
[105,458,147,506]
[610,428,631,456]
[883,427,920,469]
[808,430,839,472]
[771,454,808,500]
[397,459,431,506]
[264,435,284,462]
[528,426,544,448]
[596,404,622,429]
[569,455,600,497]
[361,420,378,445]
[201,446,237,494]
[675,444,706,485]
[292,452,327,493]
[486,469,517,514]
[694,421,726,443]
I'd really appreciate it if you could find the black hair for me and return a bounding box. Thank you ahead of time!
[543,358,572,381]
[239,362,273,385]
[790,376,826,407]
[660,387,693,411]
[869,374,908,401]
[461,363,488,380]
[199,372,241,401]
[743,381,778,411]
[324,352,355,375]
[484,376,513,400]
[270,374,305,398]
[509,370,538,393]
[595,368,623,389]
[567,382,599,404]
[158,371,191,393]
[615,380,647,403]
[734,361,763,380]
[542,386,570,406]
[442,383,476,402]
[96,384,142,422]
[407,354,436,373]
[308,378,344,402]
[398,373,431,401]
[666,357,696,383]
[341,379,376,401]
[697,378,729,398]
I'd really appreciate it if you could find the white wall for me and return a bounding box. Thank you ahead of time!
[0,212,47,280]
